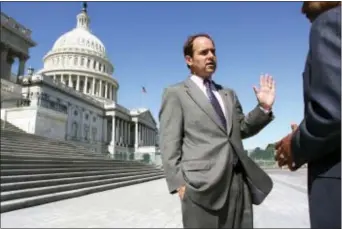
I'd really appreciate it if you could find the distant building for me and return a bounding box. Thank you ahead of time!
[0,4,158,161]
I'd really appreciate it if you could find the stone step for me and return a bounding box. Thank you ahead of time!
[1,170,161,191]
[0,120,25,133]
[0,143,93,151]
[1,166,153,176]
[1,137,80,146]
[1,136,94,151]
[0,158,130,165]
[1,167,159,183]
[1,142,85,150]
[0,148,103,158]
[1,172,165,201]
[0,152,106,160]
[0,175,164,213]
[0,155,152,165]
[1,163,149,169]
[1,140,91,152]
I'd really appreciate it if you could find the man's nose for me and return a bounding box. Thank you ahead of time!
[208,51,215,59]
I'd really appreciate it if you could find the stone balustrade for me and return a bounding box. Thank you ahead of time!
[1,12,32,39]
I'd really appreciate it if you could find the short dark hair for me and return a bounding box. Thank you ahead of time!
[183,33,214,57]
[301,1,341,22]
[183,33,215,69]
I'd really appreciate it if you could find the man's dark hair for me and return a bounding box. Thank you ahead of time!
[183,33,215,69]
[301,1,341,22]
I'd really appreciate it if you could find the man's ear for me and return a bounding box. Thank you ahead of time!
[185,55,192,67]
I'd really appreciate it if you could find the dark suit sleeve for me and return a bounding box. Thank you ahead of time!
[291,9,341,168]
[233,91,274,139]
[159,87,185,194]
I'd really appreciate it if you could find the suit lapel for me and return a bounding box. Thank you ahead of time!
[184,78,226,133]
[217,88,233,135]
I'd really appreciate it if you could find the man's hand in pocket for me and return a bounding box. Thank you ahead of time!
[177,185,186,200]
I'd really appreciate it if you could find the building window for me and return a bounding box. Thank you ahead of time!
[92,127,97,141]
[72,122,78,138]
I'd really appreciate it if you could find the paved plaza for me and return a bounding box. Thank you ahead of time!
[1,169,310,228]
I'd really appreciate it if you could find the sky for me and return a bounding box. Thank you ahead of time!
[2,1,311,150]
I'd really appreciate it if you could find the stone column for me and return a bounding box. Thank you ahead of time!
[128,122,131,146]
[105,82,108,99]
[99,80,102,97]
[110,116,116,157]
[103,118,107,143]
[68,75,72,87]
[17,55,27,77]
[76,75,80,91]
[84,76,88,93]
[110,85,113,100]
[120,119,124,144]
[134,121,139,149]
[61,74,64,84]
[6,55,14,81]
[92,78,96,95]
[0,46,9,80]
[116,119,119,142]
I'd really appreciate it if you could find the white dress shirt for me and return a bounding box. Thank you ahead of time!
[190,75,227,118]
[190,75,270,117]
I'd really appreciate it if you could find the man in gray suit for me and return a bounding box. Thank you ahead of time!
[159,34,275,228]
[275,2,341,228]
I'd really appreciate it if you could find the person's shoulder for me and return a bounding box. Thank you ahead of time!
[163,81,186,93]
[312,6,341,30]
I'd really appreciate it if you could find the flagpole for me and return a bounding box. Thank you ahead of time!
[141,91,144,108]
[141,86,146,108]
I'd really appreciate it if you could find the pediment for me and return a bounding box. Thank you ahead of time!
[138,110,157,127]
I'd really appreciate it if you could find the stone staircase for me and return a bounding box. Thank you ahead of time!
[0,128,165,213]
[0,119,25,133]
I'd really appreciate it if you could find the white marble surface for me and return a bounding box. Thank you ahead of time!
[1,169,310,228]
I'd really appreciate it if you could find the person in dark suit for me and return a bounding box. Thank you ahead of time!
[275,2,341,228]
[159,33,275,228]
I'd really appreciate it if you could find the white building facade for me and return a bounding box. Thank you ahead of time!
[0,5,159,161]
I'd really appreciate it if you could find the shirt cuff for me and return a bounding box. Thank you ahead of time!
[259,106,271,114]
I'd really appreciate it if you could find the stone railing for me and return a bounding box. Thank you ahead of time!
[0,78,22,96]
[37,94,68,114]
[1,12,32,38]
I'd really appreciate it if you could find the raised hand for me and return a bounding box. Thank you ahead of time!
[253,74,276,109]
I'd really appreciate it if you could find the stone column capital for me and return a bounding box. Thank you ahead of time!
[0,43,10,52]
[19,54,29,61]
[7,55,14,64]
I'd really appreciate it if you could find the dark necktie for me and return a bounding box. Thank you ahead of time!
[204,79,227,129]
[204,79,239,166]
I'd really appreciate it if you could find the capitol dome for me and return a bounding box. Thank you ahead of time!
[39,3,118,103]
[52,27,107,59]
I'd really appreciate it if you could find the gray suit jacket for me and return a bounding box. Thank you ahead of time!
[159,78,274,210]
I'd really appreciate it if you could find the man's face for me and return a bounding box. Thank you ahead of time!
[186,36,217,79]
